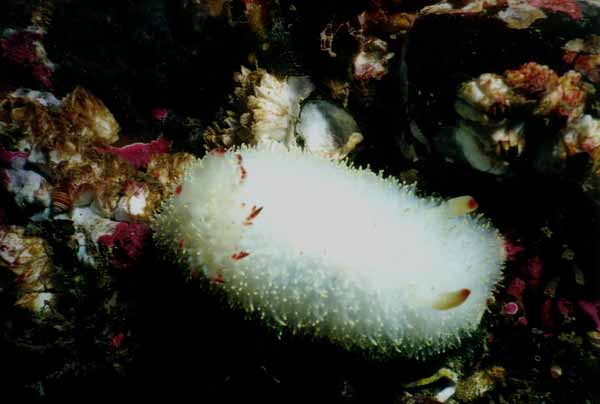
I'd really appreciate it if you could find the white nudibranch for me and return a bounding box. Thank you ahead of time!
[152,144,505,359]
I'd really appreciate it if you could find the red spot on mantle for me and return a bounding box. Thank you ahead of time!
[235,154,247,182]
[244,205,263,225]
[231,251,250,260]
[211,147,226,156]
[175,185,183,195]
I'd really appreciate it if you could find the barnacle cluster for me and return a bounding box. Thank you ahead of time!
[204,66,363,160]
[421,0,580,27]
[0,225,54,313]
[450,63,592,174]
[203,66,313,149]
[1,88,193,224]
[563,35,600,84]
[0,87,194,310]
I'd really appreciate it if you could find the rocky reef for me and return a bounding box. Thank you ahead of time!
[1,0,600,402]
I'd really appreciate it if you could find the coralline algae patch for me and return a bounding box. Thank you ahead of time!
[153,145,506,359]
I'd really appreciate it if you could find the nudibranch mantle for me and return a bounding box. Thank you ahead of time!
[153,144,505,359]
